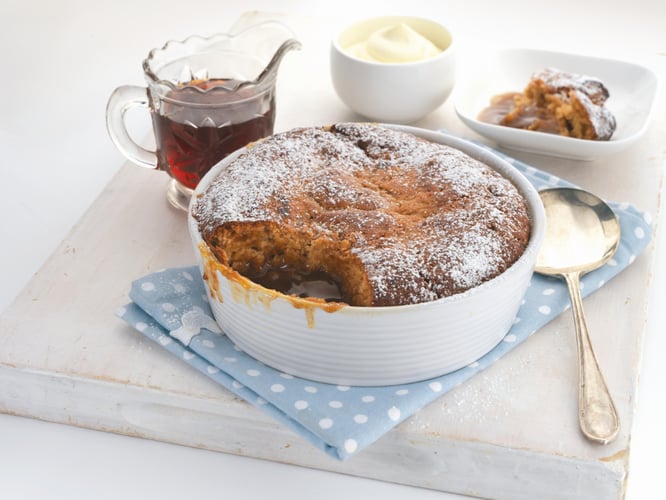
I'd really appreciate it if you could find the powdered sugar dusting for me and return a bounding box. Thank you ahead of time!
[193,124,530,305]
[537,67,608,103]
[571,89,616,141]
[536,67,616,140]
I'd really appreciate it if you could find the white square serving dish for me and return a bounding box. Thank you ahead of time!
[454,48,658,161]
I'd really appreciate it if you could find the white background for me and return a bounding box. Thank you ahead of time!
[1,0,665,498]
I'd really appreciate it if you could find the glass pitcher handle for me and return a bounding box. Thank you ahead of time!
[106,85,157,169]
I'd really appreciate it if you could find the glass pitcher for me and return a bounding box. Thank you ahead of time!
[106,21,301,210]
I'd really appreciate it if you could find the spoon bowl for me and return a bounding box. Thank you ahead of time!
[535,187,621,444]
[536,188,620,274]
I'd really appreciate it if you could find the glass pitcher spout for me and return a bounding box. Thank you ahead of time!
[245,37,301,89]
[229,20,302,89]
[142,20,301,91]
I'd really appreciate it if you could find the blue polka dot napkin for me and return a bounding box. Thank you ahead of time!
[116,147,652,460]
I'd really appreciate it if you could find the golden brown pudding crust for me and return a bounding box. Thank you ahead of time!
[192,123,531,306]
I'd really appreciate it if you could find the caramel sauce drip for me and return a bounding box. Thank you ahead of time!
[478,92,560,134]
[198,242,347,328]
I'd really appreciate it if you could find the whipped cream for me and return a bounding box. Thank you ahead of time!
[346,23,442,63]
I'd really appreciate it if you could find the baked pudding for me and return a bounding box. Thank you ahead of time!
[192,123,531,307]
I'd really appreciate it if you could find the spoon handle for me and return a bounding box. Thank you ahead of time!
[563,271,620,445]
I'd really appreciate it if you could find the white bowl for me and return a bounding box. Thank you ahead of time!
[330,16,456,123]
[188,125,545,386]
[454,48,658,161]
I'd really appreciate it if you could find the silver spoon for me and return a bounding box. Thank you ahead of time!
[535,187,621,444]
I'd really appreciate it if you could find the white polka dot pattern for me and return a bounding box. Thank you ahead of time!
[117,145,652,461]
[344,439,358,453]
[294,400,309,410]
